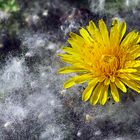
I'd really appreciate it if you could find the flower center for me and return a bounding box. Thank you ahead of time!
[100,54,119,76]
[102,55,117,64]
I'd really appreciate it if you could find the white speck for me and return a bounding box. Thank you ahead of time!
[60,89,66,96]
[38,112,45,119]
[125,0,129,6]
[0,10,10,22]
[43,10,48,16]
[30,81,37,88]
[32,15,39,22]
[41,72,46,77]
[4,122,11,128]
[50,100,55,106]
[33,15,39,20]
[0,43,3,48]
[94,130,101,136]
[47,43,57,50]
[35,39,45,48]
[77,130,82,137]
[25,52,33,57]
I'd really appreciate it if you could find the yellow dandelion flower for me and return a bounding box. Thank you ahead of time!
[58,19,140,105]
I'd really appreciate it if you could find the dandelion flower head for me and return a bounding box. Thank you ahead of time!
[59,19,140,105]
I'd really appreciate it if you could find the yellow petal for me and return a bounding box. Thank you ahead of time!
[64,77,76,89]
[90,83,103,105]
[130,46,140,59]
[118,73,130,80]
[121,31,139,48]
[64,74,93,89]
[74,74,93,83]
[115,78,127,93]
[110,76,115,82]
[110,83,120,102]
[119,21,126,41]
[68,32,84,49]
[79,28,93,44]
[126,74,140,81]
[118,69,137,73]
[125,60,140,68]
[59,54,82,64]
[99,85,108,105]
[104,78,110,85]
[121,79,140,93]
[82,78,99,102]
[58,66,87,74]
[127,44,139,52]
[99,19,110,47]
[87,20,98,33]
[87,20,103,45]
[62,46,79,55]
[69,32,84,43]
[110,20,119,47]
[60,57,77,64]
